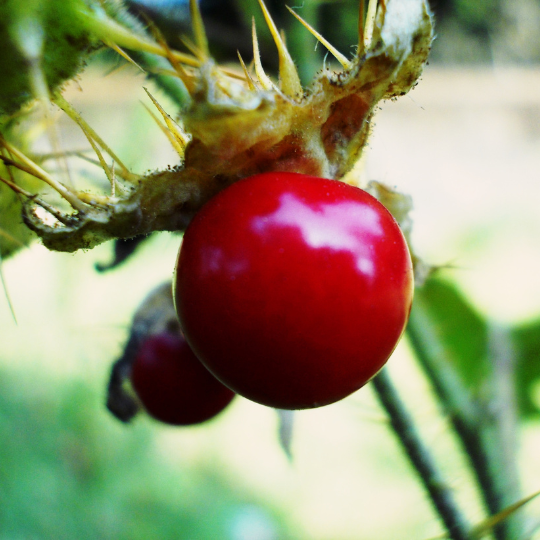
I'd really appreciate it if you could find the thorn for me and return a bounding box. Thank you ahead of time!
[106,41,146,73]
[59,152,133,183]
[53,94,138,182]
[251,19,275,91]
[220,65,252,82]
[286,6,351,69]
[70,153,108,170]
[36,149,94,164]
[0,174,72,225]
[150,30,197,94]
[142,102,178,151]
[364,0,378,50]
[257,0,302,97]
[237,51,257,91]
[73,119,117,193]
[144,89,189,159]
[46,117,76,191]
[189,0,210,60]
[0,138,88,213]
[181,35,206,63]
[358,0,365,56]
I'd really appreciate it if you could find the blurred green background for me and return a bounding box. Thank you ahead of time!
[1,0,540,538]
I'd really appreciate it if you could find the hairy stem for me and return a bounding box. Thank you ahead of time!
[407,302,522,540]
[484,324,523,538]
[372,369,471,540]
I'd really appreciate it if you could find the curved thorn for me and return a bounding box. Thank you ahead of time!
[286,6,351,69]
[257,0,302,97]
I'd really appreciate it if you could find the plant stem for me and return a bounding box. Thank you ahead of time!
[372,369,471,540]
[484,324,523,539]
[407,302,522,540]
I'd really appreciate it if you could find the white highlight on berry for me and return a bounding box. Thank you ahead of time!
[252,193,382,277]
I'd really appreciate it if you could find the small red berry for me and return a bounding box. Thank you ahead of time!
[174,172,414,409]
[131,331,235,425]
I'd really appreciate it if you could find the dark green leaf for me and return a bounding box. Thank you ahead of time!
[511,320,540,418]
[409,277,490,394]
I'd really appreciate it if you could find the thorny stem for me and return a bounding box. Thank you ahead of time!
[407,302,522,540]
[483,324,523,539]
[371,369,471,540]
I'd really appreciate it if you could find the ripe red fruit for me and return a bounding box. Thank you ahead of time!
[174,172,414,410]
[131,332,235,425]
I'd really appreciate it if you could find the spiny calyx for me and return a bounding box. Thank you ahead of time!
[1,0,433,253]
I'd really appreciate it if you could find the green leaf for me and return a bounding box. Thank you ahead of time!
[0,0,97,116]
[511,319,540,418]
[409,277,490,394]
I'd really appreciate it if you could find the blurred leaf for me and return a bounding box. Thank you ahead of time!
[0,0,95,116]
[0,145,40,259]
[410,277,490,393]
[0,367,291,539]
[511,319,540,418]
[454,0,499,30]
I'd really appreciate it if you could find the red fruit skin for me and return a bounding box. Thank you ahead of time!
[131,332,235,425]
[174,172,414,410]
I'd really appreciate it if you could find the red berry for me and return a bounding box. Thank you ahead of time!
[174,172,414,409]
[131,332,235,425]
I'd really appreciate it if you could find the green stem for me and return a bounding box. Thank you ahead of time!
[407,302,522,540]
[372,369,471,540]
[484,324,523,538]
